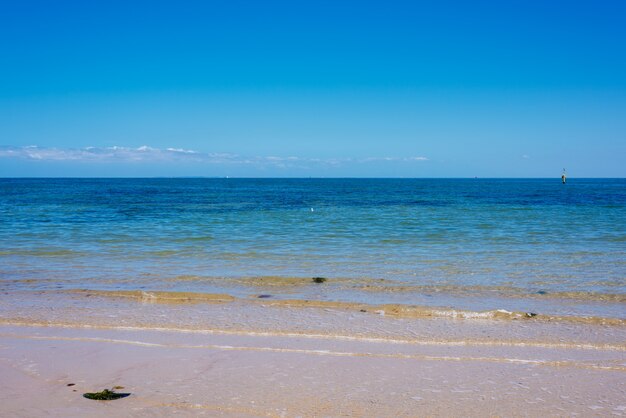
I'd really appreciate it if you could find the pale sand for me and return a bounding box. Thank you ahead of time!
[0,291,625,417]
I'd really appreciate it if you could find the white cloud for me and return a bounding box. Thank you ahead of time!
[166,147,198,154]
[0,145,429,169]
[359,156,429,163]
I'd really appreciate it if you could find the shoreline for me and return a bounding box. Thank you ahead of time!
[1,288,625,416]
[7,287,626,326]
[5,274,625,320]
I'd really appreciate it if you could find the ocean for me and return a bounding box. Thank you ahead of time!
[1,178,624,319]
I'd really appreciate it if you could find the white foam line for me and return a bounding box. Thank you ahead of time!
[2,333,624,372]
[1,321,625,352]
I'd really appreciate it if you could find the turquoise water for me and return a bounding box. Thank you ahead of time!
[1,178,624,317]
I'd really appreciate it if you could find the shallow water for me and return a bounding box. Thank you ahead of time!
[1,178,624,318]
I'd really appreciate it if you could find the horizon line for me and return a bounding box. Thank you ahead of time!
[1,176,624,180]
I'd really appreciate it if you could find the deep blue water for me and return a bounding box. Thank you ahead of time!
[1,178,625,316]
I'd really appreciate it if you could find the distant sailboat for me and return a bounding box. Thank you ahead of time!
[561,169,567,184]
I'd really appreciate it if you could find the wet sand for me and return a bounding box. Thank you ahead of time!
[1,291,625,417]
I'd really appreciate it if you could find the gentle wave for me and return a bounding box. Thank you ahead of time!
[357,283,626,303]
[2,331,624,372]
[0,249,81,257]
[66,289,626,326]
[1,321,624,352]
[71,289,235,304]
[166,275,626,302]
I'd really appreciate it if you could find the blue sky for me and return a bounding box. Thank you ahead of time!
[1,0,625,177]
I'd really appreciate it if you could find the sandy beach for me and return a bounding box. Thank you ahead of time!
[1,290,625,417]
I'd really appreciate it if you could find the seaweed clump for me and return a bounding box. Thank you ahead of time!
[83,389,130,401]
[312,277,327,284]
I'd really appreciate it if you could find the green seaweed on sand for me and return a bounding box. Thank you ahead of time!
[312,277,327,283]
[83,389,130,400]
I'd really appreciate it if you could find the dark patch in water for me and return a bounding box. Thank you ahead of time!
[312,277,327,284]
[257,294,272,298]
